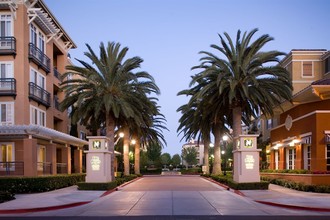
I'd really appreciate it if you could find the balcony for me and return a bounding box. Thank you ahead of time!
[28,82,51,107]
[54,96,60,110]
[0,78,16,97]
[53,68,62,81]
[0,36,16,57]
[28,43,50,73]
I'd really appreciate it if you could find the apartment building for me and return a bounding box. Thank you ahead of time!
[0,0,88,176]
[264,49,330,171]
[181,140,205,166]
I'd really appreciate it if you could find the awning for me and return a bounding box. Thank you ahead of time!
[0,124,88,147]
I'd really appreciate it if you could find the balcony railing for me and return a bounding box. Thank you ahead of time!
[0,36,16,57]
[28,82,51,107]
[56,163,67,174]
[28,43,50,73]
[37,162,52,175]
[53,68,62,81]
[0,161,24,176]
[0,78,16,97]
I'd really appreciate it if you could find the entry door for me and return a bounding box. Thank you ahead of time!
[303,145,311,170]
[274,150,279,170]
[286,148,296,170]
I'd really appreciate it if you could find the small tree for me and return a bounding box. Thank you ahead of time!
[161,153,171,168]
[182,147,197,168]
[147,143,162,167]
[172,154,181,168]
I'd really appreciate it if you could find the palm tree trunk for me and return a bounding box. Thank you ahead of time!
[232,106,242,150]
[123,127,130,176]
[134,139,140,175]
[212,125,222,175]
[106,115,115,180]
[203,135,210,175]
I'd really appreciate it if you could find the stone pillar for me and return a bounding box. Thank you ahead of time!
[23,138,38,176]
[74,148,83,173]
[233,134,261,183]
[85,136,113,182]
[46,143,57,175]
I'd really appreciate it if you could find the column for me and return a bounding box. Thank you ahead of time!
[74,148,83,173]
[23,138,38,176]
[46,143,56,175]
[61,145,71,174]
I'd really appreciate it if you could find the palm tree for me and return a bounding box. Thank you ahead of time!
[60,41,161,176]
[196,28,293,149]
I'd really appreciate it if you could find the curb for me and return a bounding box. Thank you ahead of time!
[0,201,91,214]
[0,176,143,214]
[202,176,330,212]
[255,200,330,212]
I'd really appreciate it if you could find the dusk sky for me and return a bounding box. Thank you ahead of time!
[45,0,330,156]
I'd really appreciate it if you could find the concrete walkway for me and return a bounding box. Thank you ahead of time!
[0,175,330,217]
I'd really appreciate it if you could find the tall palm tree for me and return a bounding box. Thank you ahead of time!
[177,74,227,175]
[60,41,161,176]
[196,28,293,149]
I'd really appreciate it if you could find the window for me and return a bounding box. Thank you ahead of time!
[327,144,330,171]
[0,62,13,91]
[0,102,13,125]
[325,57,330,74]
[266,119,272,130]
[30,68,45,88]
[80,131,86,140]
[30,105,45,126]
[0,143,15,171]
[30,24,37,45]
[0,62,13,78]
[302,61,313,77]
[0,14,12,37]
[30,24,45,52]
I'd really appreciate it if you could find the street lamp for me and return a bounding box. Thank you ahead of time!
[222,135,228,176]
[114,132,124,145]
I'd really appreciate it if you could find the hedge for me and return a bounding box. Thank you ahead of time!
[181,168,202,175]
[0,174,85,193]
[77,181,117,191]
[261,176,330,193]
[77,174,139,191]
[204,174,269,190]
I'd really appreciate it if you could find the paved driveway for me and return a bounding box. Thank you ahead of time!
[15,175,328,217]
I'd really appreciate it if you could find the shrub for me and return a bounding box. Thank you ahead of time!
[181,168,202,175]
[227,180,269,190]
[78,174,139,191]
[208,174,269,190]
[141,168,162,175]
[0,174,85,193]
[0,191,15,203]
[77,181,117,190]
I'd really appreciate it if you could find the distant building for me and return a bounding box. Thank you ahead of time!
[0,0,87,177]
[181,139,204,166]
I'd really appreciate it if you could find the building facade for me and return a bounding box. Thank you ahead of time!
[0,0,88,176]
[268,49,330,171]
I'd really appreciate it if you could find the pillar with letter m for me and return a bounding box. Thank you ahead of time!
[85,136,114,183]
[233,134,261,183]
